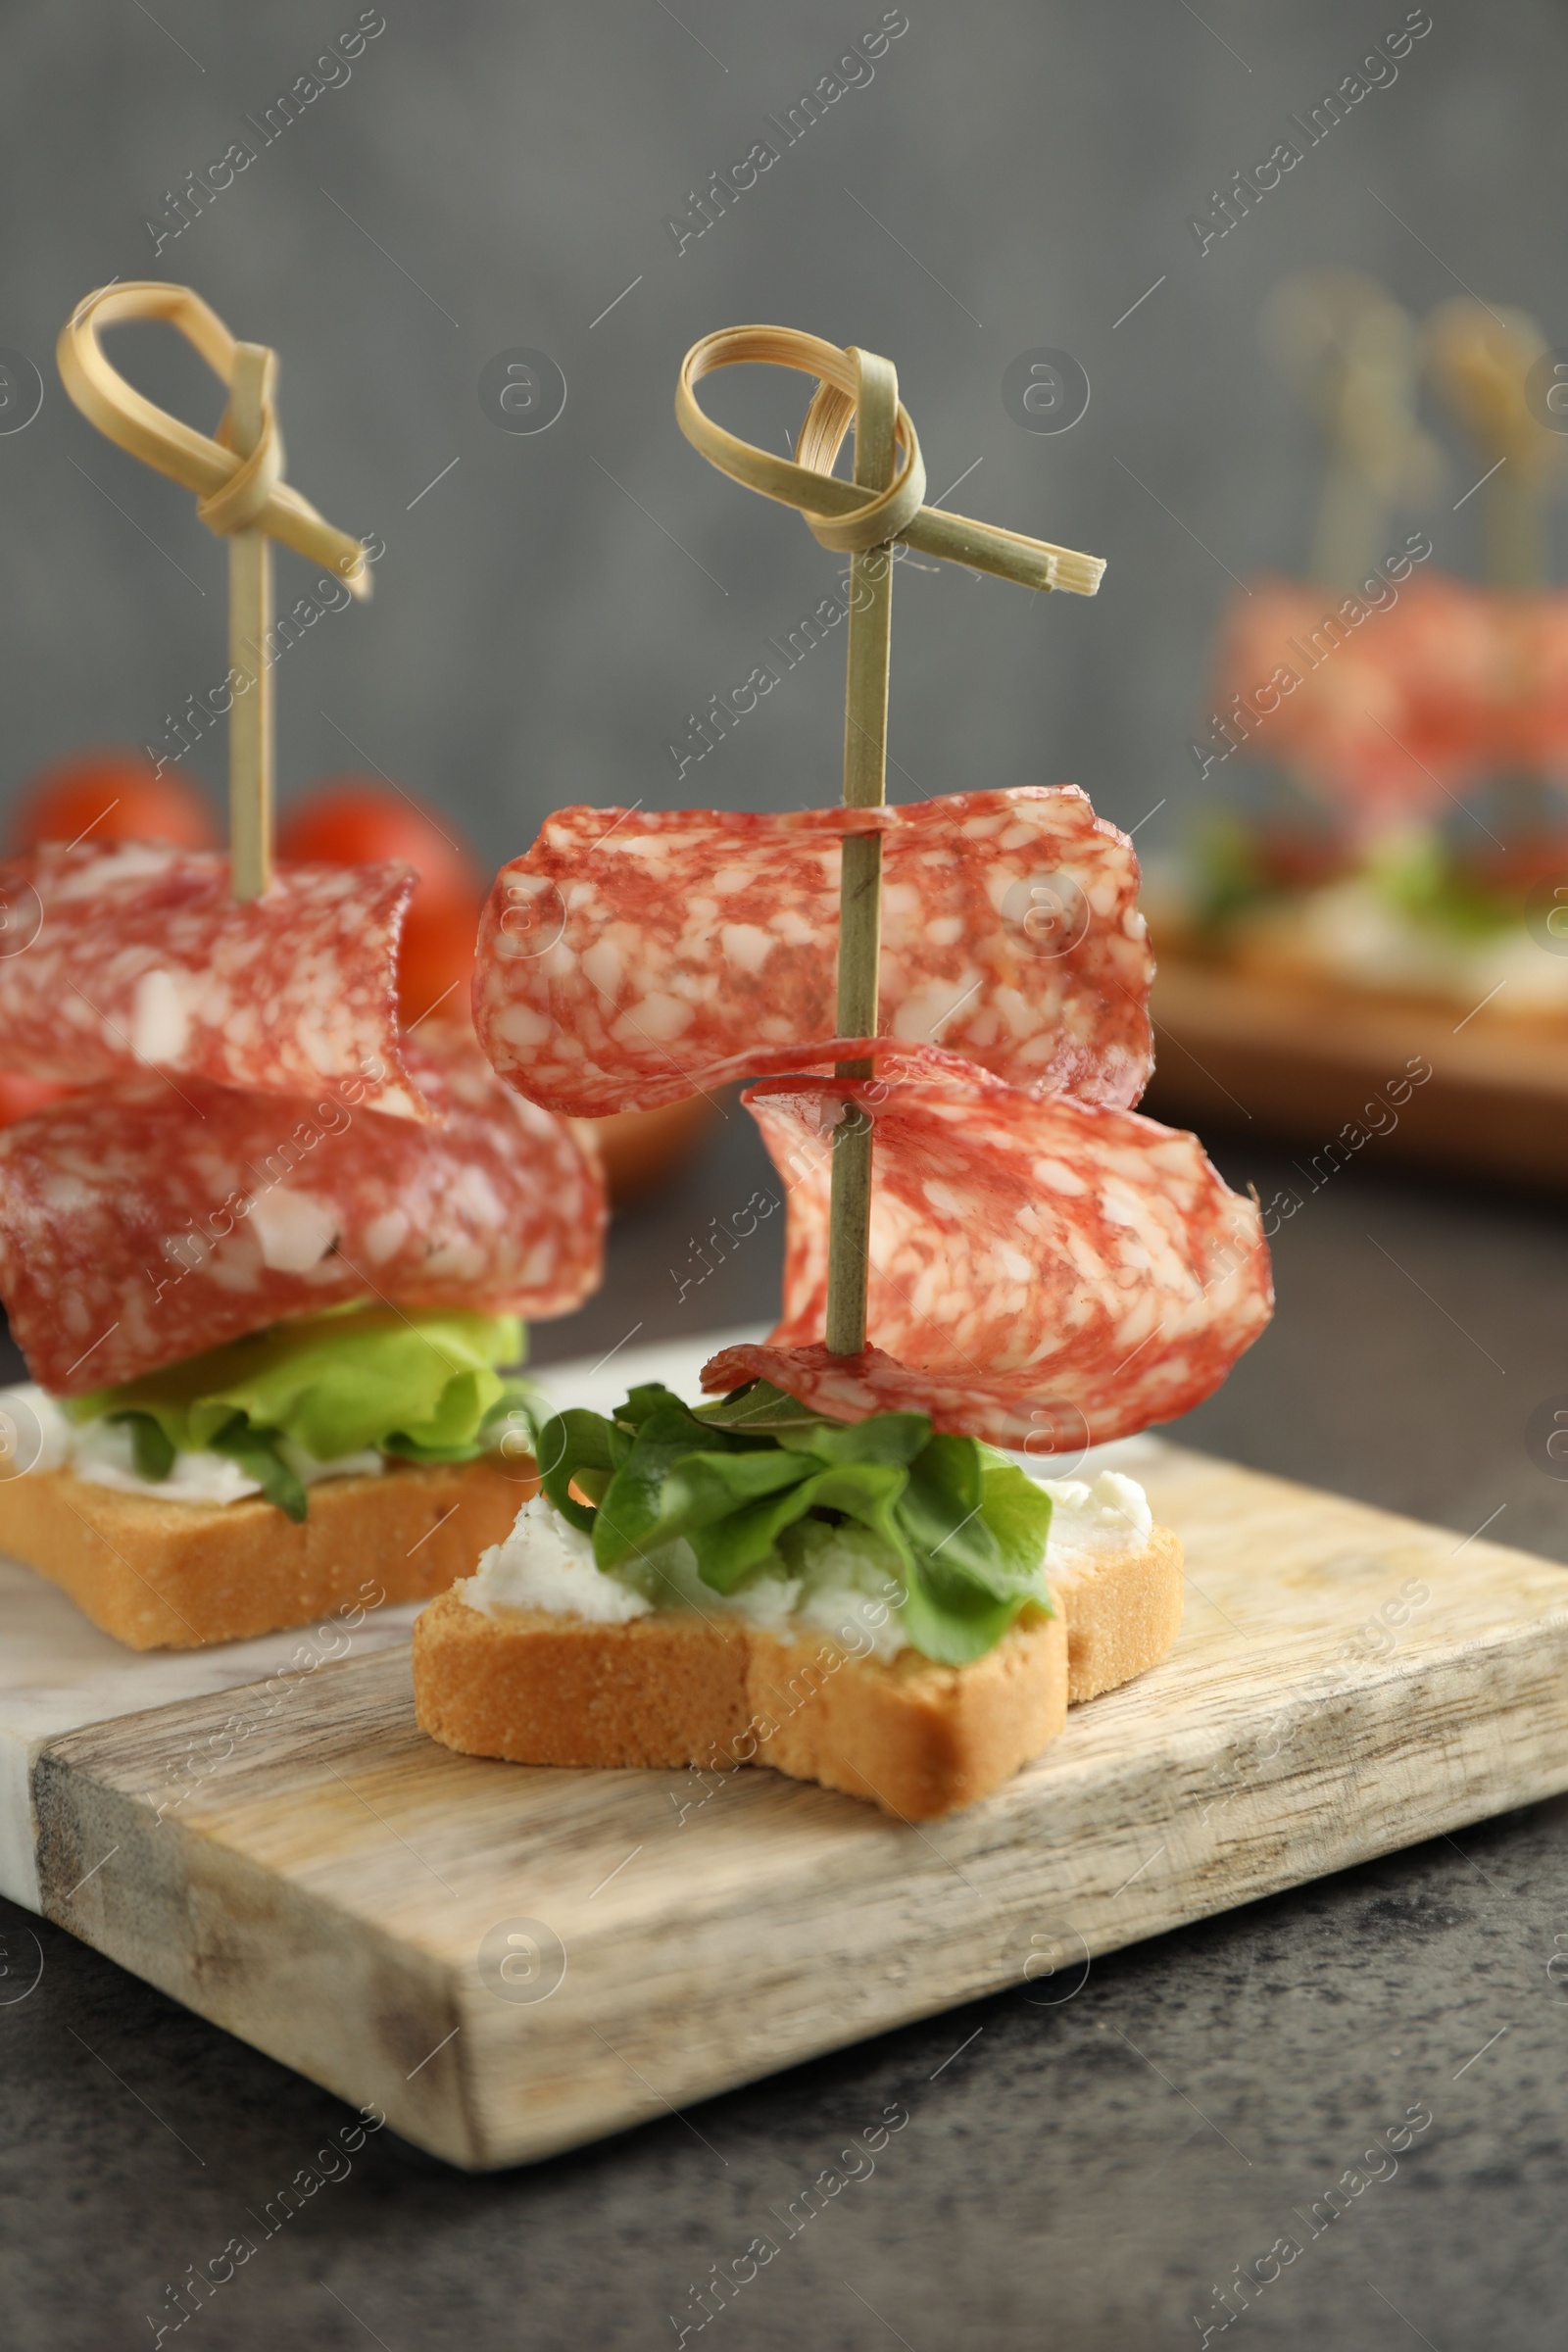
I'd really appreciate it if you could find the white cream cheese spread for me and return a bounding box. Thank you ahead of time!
[459,1469,1154,1660]
[461,1494,655,1625]
[1038,1469,1154,1563]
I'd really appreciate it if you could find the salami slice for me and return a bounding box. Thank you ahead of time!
[474,788,1152,1116]
[0,1023,604,1395]
[0,841,430,1118]
[700,1047,1271,1450]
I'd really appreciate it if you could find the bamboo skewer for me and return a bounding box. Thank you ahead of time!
[1425,300,1566,592]
[223,344,276,900]
[825,351,898,1355]
[57,282,370,901]
[1262,270,1442,592]
[676,325,1105,1358]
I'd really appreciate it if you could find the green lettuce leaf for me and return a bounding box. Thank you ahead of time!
[109,1409,175,1484]
[688,1458,910,1593]
[205,1417,310,1523]
[549,1379,1054,1664]
[537,1406,623,1533]
[66,1307,534,1491]
[592,1397,814,1570]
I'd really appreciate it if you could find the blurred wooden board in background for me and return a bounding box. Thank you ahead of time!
[1145,949,1568,1190]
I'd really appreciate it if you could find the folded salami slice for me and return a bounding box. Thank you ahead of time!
[474,788,1152,1116]
[0,1024,604,1395]
[0,841,430,1118]
[700,1048,1271,1450]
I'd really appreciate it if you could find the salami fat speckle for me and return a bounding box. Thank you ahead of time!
[0,1023,604,1395]
[474,789,1152,1116]
[700,1047,1271,1450]
[0,842,430,1118]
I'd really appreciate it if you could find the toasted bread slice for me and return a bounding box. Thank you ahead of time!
[411,1523,1184,1819]
[1049,1527,1188,1706]
[0,1456,534,1650]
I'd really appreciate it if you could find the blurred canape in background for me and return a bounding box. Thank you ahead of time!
[0,759,713,1201]
[1144,273,1568,1190]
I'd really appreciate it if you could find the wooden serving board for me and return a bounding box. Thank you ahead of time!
[13,1348,1568,2168]
[0,1329,766,1911]
[1144,949,1568,1189]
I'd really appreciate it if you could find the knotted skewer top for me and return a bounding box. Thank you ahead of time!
[58,280,372,899]
[1263,270,1444,592]
[57,282,371,594]
[675,325,1104,595]
[1425,299,1567,591]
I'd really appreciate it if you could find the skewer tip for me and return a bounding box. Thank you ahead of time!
[1050,547,1106,597]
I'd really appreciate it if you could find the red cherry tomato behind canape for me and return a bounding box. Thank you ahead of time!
[395,895,486,1027]
[8,751,219,854]
[275,778,479,905]
[277,779,484,1029]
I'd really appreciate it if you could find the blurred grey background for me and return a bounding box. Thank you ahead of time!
[5,0,1563,868]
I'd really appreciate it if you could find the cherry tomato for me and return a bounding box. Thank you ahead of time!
[276,779,480,907]
[9,753,218,853]
[398,895,481,1028]
[279,779,485,1027]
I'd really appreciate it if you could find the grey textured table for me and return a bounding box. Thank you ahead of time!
[3,1110,1566,2349]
